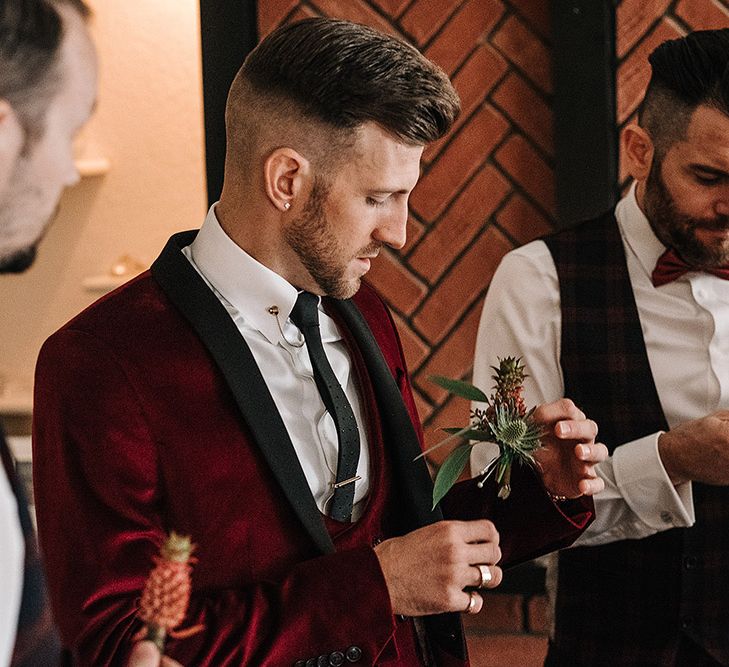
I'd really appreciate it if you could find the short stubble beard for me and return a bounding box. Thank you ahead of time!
[0,246,37,273]
[283,176,378,299]
[643,158,729,268]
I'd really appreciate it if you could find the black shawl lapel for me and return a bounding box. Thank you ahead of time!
[329,299,465,660]
[151,231,335,555]
[328,298,442,529]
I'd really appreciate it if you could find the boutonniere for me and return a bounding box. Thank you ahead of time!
[135,532,204,654]
[421,357,543,507]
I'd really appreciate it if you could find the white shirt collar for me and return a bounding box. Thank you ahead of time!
[186,205,342,346]
[187,205,301,345]
[615,181,668,280]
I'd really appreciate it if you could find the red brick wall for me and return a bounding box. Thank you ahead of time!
[258,1,555,462]
[617,0,729,184]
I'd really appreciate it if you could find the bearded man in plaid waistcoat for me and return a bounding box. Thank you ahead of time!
[472,28,729,667]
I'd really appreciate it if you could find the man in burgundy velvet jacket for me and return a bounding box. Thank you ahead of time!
[32,18,606,666]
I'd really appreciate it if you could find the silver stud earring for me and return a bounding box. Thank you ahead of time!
[283,202,291,210]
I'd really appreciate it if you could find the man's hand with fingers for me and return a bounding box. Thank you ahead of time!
[658,410,729,485]
[532,399,609,498]
[373,519,502,617]
[127,641,183,667]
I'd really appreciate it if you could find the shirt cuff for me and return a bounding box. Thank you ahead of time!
[613,432,694,530]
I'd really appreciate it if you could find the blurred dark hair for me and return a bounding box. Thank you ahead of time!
[639,29,729,158]
[0,0,90,137]
[238,17,460,146]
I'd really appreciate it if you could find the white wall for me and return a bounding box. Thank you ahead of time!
[0,0,207,400]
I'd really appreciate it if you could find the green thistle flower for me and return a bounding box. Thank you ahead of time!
[487,404,543,499]
[488,405,542,461]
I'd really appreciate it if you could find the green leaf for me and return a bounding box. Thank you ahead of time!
[442,427,494,442]
[414,425,472,461]
[428,375,489,403]
[432,444,473,509]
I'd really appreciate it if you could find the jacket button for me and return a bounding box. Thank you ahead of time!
[317,656,328,667]
[683,556,699,570]
[329,652,344,666]
[345,646,362,662]
[305,659,316,667]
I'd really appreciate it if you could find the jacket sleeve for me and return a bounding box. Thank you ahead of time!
[358,284,594,568]
[33,328,397,667]
[441,467,594,567]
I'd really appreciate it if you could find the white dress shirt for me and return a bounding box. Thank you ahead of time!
[183,205,370,520]
[0,459,23,667]
[471,183,729,545]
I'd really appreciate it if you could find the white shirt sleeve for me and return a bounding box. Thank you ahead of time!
[469,240,694,545]
[0,464,24,667]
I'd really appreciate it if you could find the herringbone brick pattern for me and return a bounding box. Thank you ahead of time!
[258,1,555,458]
[617,0,729,183]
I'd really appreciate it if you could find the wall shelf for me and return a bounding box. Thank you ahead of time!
[76,156,111,177]
[83,254,146,294]
[82,274,136,293]
[0,386,32,416]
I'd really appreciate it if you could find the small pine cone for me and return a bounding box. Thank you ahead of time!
[138,533,195,633]
[514,391,527,417]
[138,558,192,630]
[491,357,528,416]
[492,358,527,393]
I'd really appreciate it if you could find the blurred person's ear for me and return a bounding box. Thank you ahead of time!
[0,99,24,193]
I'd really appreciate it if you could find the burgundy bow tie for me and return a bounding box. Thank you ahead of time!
[652,248,729,287]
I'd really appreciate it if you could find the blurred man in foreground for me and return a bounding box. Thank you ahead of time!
[0,2,174,665]
[0,1,94,663]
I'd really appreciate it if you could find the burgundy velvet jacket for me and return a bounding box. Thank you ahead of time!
[32,232,593,666]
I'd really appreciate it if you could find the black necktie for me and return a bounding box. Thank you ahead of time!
[289,291,361,522]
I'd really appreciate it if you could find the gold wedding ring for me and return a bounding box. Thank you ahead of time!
[475,563,492,588]
[465,590,479,614]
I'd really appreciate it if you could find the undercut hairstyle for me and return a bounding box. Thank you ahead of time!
[0,0,90,138]
[639,29,729,160]
[225,17,460,173]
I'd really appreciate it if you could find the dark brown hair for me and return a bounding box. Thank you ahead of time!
[0,0,90,136]
[640,29,729,159]
[240,17,460,146]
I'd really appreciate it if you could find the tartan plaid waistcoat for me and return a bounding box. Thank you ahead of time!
[543,212,729,667]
